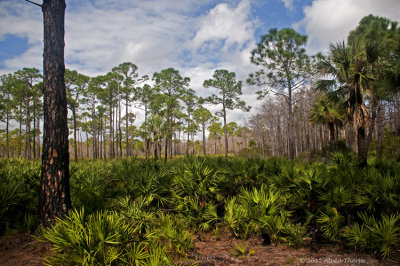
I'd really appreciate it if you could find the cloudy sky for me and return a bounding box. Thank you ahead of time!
[1,0,400,126]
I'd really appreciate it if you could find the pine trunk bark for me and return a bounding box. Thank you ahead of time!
[328,122,335,153]
[287,82,295,160]
[118,95,122,158]
[223,105,228,159]
[6,112,9,158]
[33,105,36,159]
[19,106,22,157]
[37,117,41,159]
[72,106,78,161]
[377,103,383,158]
[39,0,71,227]
[86,131,89,158]
[125,97,130,157]
[202,124,206,156]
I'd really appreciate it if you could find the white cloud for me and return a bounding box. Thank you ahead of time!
[2,45,42,71]
[64,1,198,76]
[0,1,43,72]
[191,0,254,52]
[0,0,259,128]
[295,0,400,53]
[0,1,42,43]
[280,0,294,11]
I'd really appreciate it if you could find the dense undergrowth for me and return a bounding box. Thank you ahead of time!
[1,153,400,264]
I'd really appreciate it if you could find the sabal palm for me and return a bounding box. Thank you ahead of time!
[320,37,384,165]
[309,93,344,151]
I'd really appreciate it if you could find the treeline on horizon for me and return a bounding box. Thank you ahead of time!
[0,14,399,163]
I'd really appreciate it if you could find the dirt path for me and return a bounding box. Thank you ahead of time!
[0,233,398,265]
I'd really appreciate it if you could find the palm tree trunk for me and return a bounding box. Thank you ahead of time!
[357,126,368,167]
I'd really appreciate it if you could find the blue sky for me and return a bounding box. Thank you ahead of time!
[1,0,400,124]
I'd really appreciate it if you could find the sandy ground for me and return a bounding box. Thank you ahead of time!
[0,233,398,265]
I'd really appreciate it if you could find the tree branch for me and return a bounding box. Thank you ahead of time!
[25,0,42,8]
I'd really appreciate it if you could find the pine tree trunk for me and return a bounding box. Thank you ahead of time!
[191,132,195,154]
[99,115,101,159]
[118,93,122,158]
[25,96,31,159]
[72,106,78,161]
[328,122,335,153]
[202,124,206,156]
[109,101,114,159]
[19,106,22,157]
[288,84,295,160]
[125,97,130,157]
[377,104,383,158]
[186,128,190,155]
[164,134,168,161]
[33,104,36,159]
[367,101,378,152]
[79,129,84,159]
[223,106,228,158]
[37,116,41,159]
[86,131,89,158]
[39,0,71,227]
[92,100,97,159]
[6,112,9,158]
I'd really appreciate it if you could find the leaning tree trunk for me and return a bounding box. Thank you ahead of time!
[39,0,71,227]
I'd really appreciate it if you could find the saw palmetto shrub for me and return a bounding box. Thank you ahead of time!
[0,159,40,233]
[3,153,400,261]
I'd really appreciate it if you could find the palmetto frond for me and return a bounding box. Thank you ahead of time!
[358,212,400,258]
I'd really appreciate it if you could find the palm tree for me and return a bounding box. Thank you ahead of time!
[319,37,384,166]
[309,93,344,152]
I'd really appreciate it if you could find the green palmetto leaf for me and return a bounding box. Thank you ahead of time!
[317,207,345,240]
[43,209,138,265]
[360,212,400,258]
[124,242,148,266]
